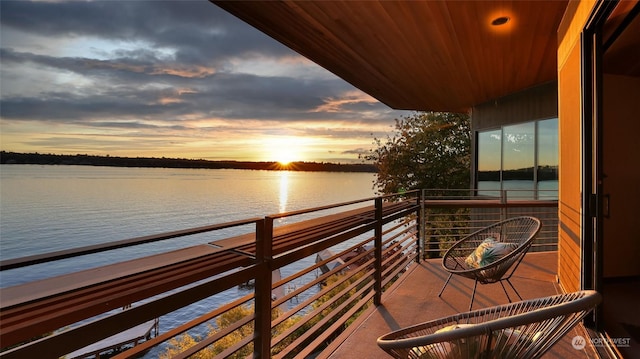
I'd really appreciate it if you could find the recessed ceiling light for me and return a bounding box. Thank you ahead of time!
[491,16,510,26]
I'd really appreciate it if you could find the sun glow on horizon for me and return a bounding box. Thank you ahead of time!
[264,136,310,165]
[276,154,295,167]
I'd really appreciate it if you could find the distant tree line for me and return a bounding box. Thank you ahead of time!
[0,151,377,173]
[477,165,558,181]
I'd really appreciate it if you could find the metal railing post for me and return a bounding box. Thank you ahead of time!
[417,190,423,263]
[500,190,507,221]
[254,218,272,358]
[374,197,383,306]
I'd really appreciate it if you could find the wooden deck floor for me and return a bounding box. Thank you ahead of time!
[320,251,600,359]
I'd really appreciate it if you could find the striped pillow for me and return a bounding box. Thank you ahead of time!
[465,237,517,269]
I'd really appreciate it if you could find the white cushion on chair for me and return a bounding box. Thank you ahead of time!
[409,324,476,358]
[464,238,517,269]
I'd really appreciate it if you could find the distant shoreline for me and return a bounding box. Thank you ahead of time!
[0,151,378,173]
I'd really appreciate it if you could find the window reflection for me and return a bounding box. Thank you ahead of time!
[503,122,535,197]
[476,118,558,200]
[537,118,558,199]
[477,129,502,196]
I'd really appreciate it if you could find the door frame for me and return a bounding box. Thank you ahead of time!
[581,0,619,330]
[581,0,640,330]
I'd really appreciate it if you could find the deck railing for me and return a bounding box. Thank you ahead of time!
[0,189,557,359]
[421,189,558,258]
[0,191,422,359]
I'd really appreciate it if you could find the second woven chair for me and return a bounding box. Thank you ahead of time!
[438,216,541,310]
[378,290,601,359]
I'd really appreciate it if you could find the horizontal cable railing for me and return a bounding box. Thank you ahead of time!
[0,191,421,359]
[421,189,558,258]
[0,188,557,358]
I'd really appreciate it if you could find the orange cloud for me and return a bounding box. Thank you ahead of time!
[311,91,378,113]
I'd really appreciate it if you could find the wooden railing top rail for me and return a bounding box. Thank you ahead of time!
[0,217,264,271]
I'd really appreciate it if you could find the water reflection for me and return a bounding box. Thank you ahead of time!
[279,171,289,214]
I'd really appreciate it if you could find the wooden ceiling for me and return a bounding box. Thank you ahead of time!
[213,1,569,113]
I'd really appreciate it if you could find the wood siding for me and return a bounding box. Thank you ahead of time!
[471,82,558,183]
[558,40,582,294]
[556,0,597,294]
[472,82,558,132]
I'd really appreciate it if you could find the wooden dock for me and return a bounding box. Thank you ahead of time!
[65,319,158,359]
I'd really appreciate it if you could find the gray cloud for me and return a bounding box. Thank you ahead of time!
[0,0,409,160]
[1,46,359,123]
[0,0,288,62]
[342,148,372,156]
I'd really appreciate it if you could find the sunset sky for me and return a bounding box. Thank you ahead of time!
[0,1,410,164]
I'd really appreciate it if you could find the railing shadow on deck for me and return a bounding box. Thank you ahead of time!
[0,189,557,359]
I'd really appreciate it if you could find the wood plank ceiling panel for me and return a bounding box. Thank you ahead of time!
[213,0,568,112]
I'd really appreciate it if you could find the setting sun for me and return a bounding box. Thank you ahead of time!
[274,151,295,166]
[264,136,309,165]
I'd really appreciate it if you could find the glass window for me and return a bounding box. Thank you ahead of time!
[537,118,558,199]
[503,122,535,197]
[477,129,501,196]
[476,118,558,200]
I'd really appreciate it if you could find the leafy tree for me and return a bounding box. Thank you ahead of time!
[160,306,253,359]
[160,332,216,359]
[160,304,303,359]
[366,112,471,258]
[365,112,471,195]
[159,272,374,358]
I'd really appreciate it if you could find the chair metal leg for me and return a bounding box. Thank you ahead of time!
[469,280,478,311]
[506,278,523,301]
[438,273,453,297]
[499,280,513,303]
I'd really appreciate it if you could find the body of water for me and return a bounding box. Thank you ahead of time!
[0,165,377,356]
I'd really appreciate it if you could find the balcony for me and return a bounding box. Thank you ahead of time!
[0,190,594,359]
[322,252,598,358]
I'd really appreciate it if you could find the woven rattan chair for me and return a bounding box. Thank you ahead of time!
[438,216,541,310]
[377,290,601,359]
